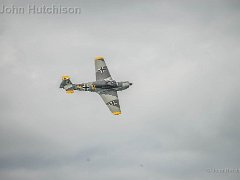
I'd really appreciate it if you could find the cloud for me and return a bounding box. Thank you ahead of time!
[0,0,240,180]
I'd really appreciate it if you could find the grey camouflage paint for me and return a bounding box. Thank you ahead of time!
[60,57,132,115]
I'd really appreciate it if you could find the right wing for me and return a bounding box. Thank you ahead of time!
[98,90,121,115]
[95,56,113,81]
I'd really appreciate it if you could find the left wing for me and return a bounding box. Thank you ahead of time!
[98,90,121,115]
[95,56,113,81]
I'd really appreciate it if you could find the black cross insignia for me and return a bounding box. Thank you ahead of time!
[82,84,89,91]
[107,100,118,106]
[98,67,106,73]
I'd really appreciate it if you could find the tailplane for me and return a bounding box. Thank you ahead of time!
[60,76,74,94]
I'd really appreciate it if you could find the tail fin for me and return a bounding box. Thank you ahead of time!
[60,76,74,94]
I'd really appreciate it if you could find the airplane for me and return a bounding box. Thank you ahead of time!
[60,56,133,115]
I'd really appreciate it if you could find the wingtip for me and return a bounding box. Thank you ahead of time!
[113,112,121,115]
[95,56,104,60]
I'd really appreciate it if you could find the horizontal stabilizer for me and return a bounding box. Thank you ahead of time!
[60,75,74,94]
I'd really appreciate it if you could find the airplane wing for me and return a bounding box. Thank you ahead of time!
[95,56,113,81]
[98,90,121,115]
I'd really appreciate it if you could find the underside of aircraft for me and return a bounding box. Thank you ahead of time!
[60,56,132,115]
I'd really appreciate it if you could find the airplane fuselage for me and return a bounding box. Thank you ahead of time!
[61,80,132,93]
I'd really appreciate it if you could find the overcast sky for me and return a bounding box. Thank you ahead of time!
[0,0,240,180]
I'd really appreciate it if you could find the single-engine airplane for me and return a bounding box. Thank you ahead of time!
[60,56,132,115]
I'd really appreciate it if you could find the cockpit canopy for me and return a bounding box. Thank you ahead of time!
[93,80,117,88]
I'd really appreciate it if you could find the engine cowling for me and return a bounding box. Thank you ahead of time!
[117,81,133,91]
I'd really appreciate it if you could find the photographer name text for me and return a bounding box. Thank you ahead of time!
[0,4,81,15]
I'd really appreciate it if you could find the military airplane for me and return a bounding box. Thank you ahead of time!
[60,56,132,115]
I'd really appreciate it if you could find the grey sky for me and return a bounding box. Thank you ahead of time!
[0,0,240,180]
